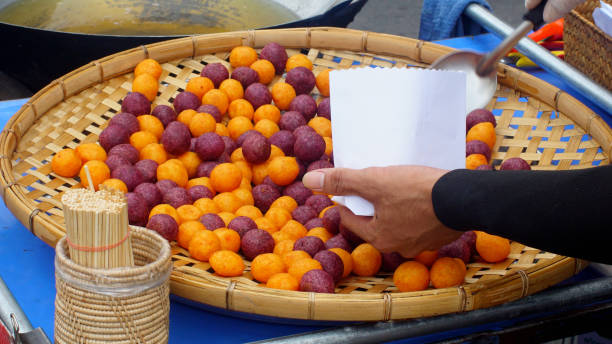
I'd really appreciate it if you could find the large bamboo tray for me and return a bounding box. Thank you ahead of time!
[1,28,610,322]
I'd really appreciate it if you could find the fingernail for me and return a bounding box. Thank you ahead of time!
[303,171,324,191]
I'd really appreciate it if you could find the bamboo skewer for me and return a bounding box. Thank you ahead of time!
[61,188,133,269]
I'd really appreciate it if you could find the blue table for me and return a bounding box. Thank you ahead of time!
[0,34,611,343]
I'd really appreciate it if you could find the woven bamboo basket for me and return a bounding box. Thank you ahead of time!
[55,226,171,343]
[1,27,611,321]
[565,0,612,91]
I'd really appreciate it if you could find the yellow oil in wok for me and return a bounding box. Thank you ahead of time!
[0,0,299,35]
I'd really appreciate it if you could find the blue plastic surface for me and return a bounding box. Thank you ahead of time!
[0,34,610,343]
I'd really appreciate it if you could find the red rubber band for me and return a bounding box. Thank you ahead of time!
[66,227,131,252]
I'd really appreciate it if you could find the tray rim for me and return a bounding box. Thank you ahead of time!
[0,27,606,321]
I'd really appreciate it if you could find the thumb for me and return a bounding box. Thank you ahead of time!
[302,168,372,197]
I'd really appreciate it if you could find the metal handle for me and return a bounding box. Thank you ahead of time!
[465,3,612,115]
[0,276,32,334]
[476,20,533,76]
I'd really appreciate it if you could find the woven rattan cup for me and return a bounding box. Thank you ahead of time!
[565,0,612,91]
[2,27,611,321]
[54,226,171,343]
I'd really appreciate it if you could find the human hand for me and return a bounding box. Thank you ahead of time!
[302,166,462,258]
[525,0,585,22]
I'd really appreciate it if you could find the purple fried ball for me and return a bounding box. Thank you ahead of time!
[199,213,226,230]
[283,181,313,205]
[121,92,151,116]
[466,109,496,132]
[299,269,335,293]
[195,132,225,161]
[438,239,472,263]
[217,152,231,163]
[279,111,307,132]
[269,130,295,156]
[381,252,407,272]
[201,63,229,88]
[134,182,163,210]
[173,91,201,114]
[111,164,144,191]
[262,176,284,194]
[99,125,129,152]
[241,229,274,260]
[228,216,258,238]
[163,187,192,209]
[322,206,340,234]
[476,164,494,170]
[187,185,214,201]
[126,192,148,227]
[236,130,264,147]
[231,66,259,88]
[109,112,139,135]
[196,161,220,178]
[325,234,352,252]
[105,155,131,172]
[294,236,325,257]
[466,140,491,161]
[151,105,177,127]
[307,160,334,172]
[339,224,365,246]
[108,144,139,164]
[196,104,222,123]
[500,157,531,170]
[314,250,344,282]
[305,194,334,215]
[317,98,331,120]
[294,132,325,163]
[286,67,315,95]
[147,214,178,241]
[304,217,324,230]
[292,205,317,225]
[156,179,178,195]
[289,94,317,121]
[134,159,158,183]
[242,134,271,164]
[459,231,477,252]
[260,42,288,75]
[244,83,272,109]
[292,125,316,138]
[252,184,281,213]
[221,136,238,156]
[161,121,191,156]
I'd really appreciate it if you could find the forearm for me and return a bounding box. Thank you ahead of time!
[432,165,612,263]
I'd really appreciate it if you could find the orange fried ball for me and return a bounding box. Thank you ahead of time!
[149,204,180,224]
[430,257,466,289]
[286,54,313,72]
[177,220,205,249]
[203,89,229,115]
[315,69,330,97]
[100,178,128,193]
[266,273,299,291]
[475,231,511,263]
[251,253,286,283]
[79,160,110,190]
[271,82,296,111]
[209,250,245,277]
[281,250,311,269]
[228,99,255,119]
[467,122,496,150]
[132,73,158,101]
[130,131,158,151]
[393,261,430,292]
[466,154,489,170]
[188,229,221,262]
[229,46,258,68]
[250,59,276,84]
[414,250,439,268]
[186,76,214,99]
[219,79,244,103]
[52,148,82,177]
[213,227,241,252]
[351,243,382,277]
[210,163,242,192]
[75,143,107,163]
[267,157,299,186]
[134,58,162,80]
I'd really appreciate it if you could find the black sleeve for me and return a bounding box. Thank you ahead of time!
[431,165,612,264]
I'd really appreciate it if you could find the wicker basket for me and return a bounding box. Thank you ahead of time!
[1,27,611,322]
[564,0,612,91]
[54,226,172,343]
